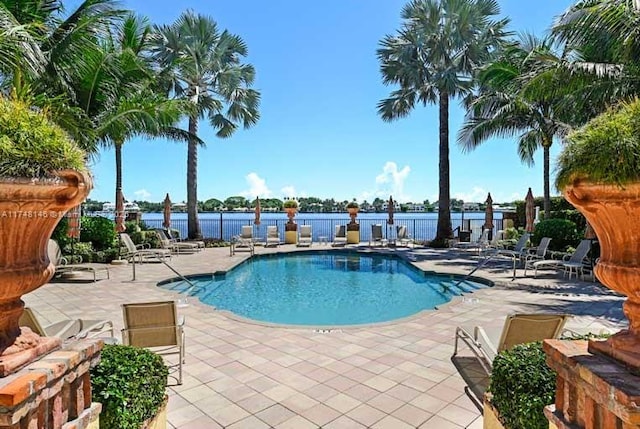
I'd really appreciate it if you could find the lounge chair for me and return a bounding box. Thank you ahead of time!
[121,301,185,385]
[490,232,531,262]
[48,240,110,282]
[484,230,506,250]
[231,225,255,255]
[522,237,552,275]
[369,224,388,247]
[20,307,114,341]
[532,239,592,280]
[453,313,570,374]
[265,226,280,247]
[297,225,313,247]
[454,229,489,255]
[395,225,412,247]
[120,233,172,262]
[155,229,200,254]
[164,228,205,248]
[331,225,347,247]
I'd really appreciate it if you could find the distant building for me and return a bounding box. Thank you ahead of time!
[463,202,481,211]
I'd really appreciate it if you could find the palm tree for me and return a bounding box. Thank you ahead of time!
[551,0,640,106]
[458,34,575,218]
[74,14,197,215]
[377,0,509,245]
[0,0,125,151]
[152,11,261,239]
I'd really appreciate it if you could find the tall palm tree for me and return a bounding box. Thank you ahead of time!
[377,0,509,245]
[152,11,261,239]
[458,35,575,218]
[74,14,197,214]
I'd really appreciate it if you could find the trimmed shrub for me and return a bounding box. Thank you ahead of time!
[489,342,556,429]
[80,216,117,250]
[532,218,580,251]
[91,344,168,429]
[0,97,85,178]
[557,99,640,188]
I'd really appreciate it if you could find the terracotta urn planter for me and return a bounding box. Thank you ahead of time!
[347,207,359,224]
[564,179,640,368]
[0,170,91,366]
[285,207,297,223]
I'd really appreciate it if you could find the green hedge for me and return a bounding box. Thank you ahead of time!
[489,342,556,429]
[80,216,117,250]
[531,219,580,251]
[91,345,168,429]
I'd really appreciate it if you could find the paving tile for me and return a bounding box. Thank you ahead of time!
[346,404,386,427]
[255,404,296,427]
[392,403,432,427]
[324,415,367,429]
[178,415,223,428]
[280,393,319,413]
[419,415,464,428]
[205,403,249,427]
[366,393,404,414]
[301,403,341,426]
[325,393,362,413]
[371,415,415,429]
[276,415,319,429]
[227,415,270,429]
[236,393,276,414]
[410,393,449,414]
[438,403,480,427]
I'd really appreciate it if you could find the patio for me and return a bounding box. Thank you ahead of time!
[25,245,626,428]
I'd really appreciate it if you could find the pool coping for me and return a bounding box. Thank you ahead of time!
[156,248,494,330]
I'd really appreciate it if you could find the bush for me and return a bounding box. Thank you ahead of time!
[51,217,73,250]
[91,344,168,429]
[80,216,117,250]
[514,196,575,226]
[62,241,93,263]
[283,199,298,209]
[557,99,640,188]
[0,97,85,178]
[128,229,160,249]
[532,218,580,251]
[489,342,556,429]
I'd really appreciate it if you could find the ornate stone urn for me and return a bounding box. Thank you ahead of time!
[564,179,640,367]
[283,202,298,244]
[0,170,91,373]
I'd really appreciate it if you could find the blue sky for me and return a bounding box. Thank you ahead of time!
[90,0,575,205]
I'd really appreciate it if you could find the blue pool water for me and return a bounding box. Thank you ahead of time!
[160,252,488,326]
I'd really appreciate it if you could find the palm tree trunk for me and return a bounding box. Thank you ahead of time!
[115,142,122,203]
[435,90,452,244]
[187,115,202,239]
[543,143,551,219]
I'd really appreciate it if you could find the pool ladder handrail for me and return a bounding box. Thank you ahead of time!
[131,253,198,294]
[453,252,497,289]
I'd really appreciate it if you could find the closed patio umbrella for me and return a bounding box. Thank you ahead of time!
[525,188,535,233]
[254,197,261,226]
[163,193,172,229]
[115,190,126,233]
[67,204,81,239]
[483,193,494,232]
[387,196,394,225]
[584,221,597,239]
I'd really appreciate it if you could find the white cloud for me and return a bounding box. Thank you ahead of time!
[361,161,412,202]
[453,186,490,203]
[133,189,151,201]
[240,173,272,198]
[280,186,297,198]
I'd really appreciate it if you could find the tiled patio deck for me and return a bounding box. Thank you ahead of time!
[24,244,626,428]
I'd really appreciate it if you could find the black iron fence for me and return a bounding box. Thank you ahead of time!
[142,217,504,243]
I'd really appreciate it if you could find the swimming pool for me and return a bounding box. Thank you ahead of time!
[160,252,488,326]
